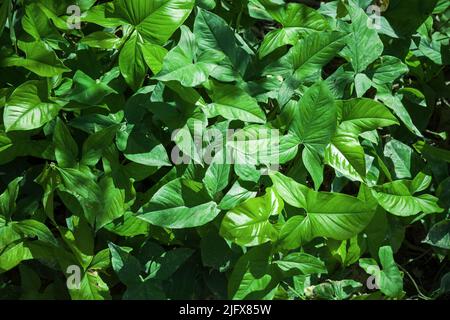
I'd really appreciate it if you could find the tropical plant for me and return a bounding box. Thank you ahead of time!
[0,0,449,300]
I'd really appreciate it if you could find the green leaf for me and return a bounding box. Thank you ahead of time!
[194,8,251,78]
[12,220,58,247]
[267,31,349,103]
[354,73,372,98]
[56,167,102,227]
[0,242,34,273]
[340,4,384,73]
[270,172,375,247]
[119,32,147,91]
[325,129,367,181]
[0,0,11,37]
[259,3,329,58]
[228,243,277,300]
[371,56,409,86]
[203,156,231,199]
[220,188,282,247]
[67,71,117,105]
[414,141,450,163]
[383,0,438,37]
[289,81,337,151]
[116,123,171,167]
[69,271,111,300]
[376,89,423,137]
[0,177,22,221]
[81,31,122,49]
[274,252,327,276]
[53,118,79,168]
[132,0,194,44]
[81,125,120,167]
[145,247,194,280]
[155,26,224,87]
[96,176,126,231]
[325,98,398,181]
[338,98,399,133]
[139,43,168,74]
[371,179,443,217]
[3,81,61,132]
[360,246,404,298]
[302,147,324,190]
[423,220,450,249]
[308,279,362,300]
[227,125,298,169]
[219,180,258,210]
[286,31,350,80]
[109,243,142,286]
[384,139,414,179]
[137,178,220,229]
[1,41,70,77]
[206,81,266,124]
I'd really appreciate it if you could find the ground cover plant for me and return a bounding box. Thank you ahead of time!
[0,0,449,300]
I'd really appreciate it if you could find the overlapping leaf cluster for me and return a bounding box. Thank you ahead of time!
[0,0,449,300]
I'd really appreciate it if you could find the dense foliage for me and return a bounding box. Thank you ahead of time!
[0,0,449,300]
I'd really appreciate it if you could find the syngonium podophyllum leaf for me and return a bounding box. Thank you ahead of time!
[371,176,443,217]
[137,178,221,229]
[324,98,399,181]
[82,3,126,28]
[194,8,252,79]
[12,220,58,247]
[340,4,384,73]
[119,31,147,91]
[139,43,168,74]
[228,243,278,300]
[307,279,362,300]
[81,124,120,167]
[359,246,404,298]
[155,26,225,87]
[370,56,409,86]
[424,220,450,250]
[258,2,330,58]
[109,243,142,286]
[269,31,349,79]
[116,122,171,167]
[0,242,34,274]
[383,0,438,37]
[53,118,79,168]
[69,271,111,300]
[273,252,327,276]
[383,138,417,179]
[109,242,193,298]
[3,81,61,132]
[414,141,450,163]
[111,0,195,44]
[0,0,448,301]
[226,125,298,168]
[220,188,283,247]
[0,177,22,221]
[0,0,11,37]
[267,31,349,105]
[21,3,64,42]
[0,41,70,77]
[203,155,231,199]
[54,167,127,230]
[66,71,118,105]
[270,172,375,250]
[81,31,122,50]
[289,81,337,151]
[0,218,58,274]
[205,81,267,124]
[219,180,258,211]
